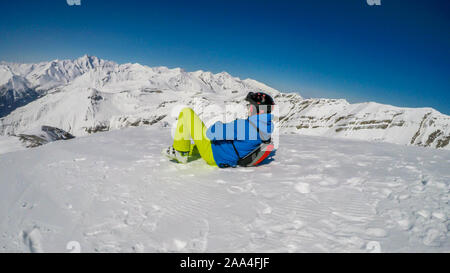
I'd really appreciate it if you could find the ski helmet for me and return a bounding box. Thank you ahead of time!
[245,92,275,115]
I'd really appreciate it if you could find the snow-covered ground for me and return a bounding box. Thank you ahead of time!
[0,126,448,253]
[0,135,25,154]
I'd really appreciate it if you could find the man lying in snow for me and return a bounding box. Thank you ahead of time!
[163,92,276,168]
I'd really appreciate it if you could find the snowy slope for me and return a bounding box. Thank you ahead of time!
[0,135,25,154]
[0,126,448,252]
[0,56,449,150]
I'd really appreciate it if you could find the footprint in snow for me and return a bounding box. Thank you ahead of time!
[73,158,86,162]
[269,220,305,233]
[346,177,364,186]
[132,243,145,253]
[257,202,273,215]
[397,218,414,231]
[294,182,311,194]
[417,210,430,219]
[135,159,151,164]
[365,228,388,238]
[21,227,43,253]
[173,239,187,251]
[423,228,445,247]
[227,186,245,194]
[431,211,446,222]
[187,219,210,252]
[318,177,339,186]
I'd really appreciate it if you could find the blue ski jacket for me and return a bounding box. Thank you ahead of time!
[206,114,273,168]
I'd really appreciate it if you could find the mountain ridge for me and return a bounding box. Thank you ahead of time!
[0,56,449,150]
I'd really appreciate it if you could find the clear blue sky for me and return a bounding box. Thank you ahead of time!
[0,0,449,114]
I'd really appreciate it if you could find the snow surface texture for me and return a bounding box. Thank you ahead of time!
[0,56,449,151]
[0,127,448,253]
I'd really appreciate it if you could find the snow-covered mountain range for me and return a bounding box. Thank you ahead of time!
[0,55,449,150]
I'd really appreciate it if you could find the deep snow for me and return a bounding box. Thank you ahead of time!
[0,126,449,253]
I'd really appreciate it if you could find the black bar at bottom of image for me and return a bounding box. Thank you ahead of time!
[1,252,446,272]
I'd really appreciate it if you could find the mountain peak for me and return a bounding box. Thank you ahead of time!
[76,54,100,66]
[79,54,95,60]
